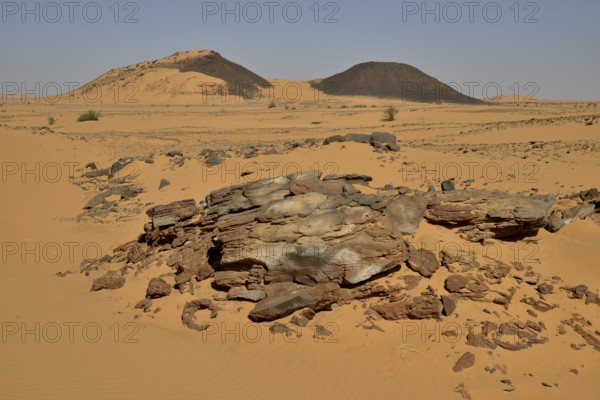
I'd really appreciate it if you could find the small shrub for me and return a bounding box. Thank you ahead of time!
[383,106,399,121]
[48,116,56,125]
[268,101,276,109]
[77,110,101,122]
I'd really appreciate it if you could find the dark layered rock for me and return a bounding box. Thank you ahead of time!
[202,170,416,289]
[83,185,143,210]
[370,294,443,320]
[227,288,266,302]
[323,132,400,152]
[440,247,480,273]
[249,283,340,322]
[466,320,548,351]
[563,315,600,352]
[425,190,554,241]
[146,199,199,228]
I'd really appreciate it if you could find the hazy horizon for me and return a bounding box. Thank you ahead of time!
[1,0,599,101]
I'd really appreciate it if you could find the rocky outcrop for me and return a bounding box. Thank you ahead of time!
[425,190,554,241]
[323,132,400,152]
[83,170,596,336]
[545,189,599,232]
[466,320,548,351]
[370,294,443,320]
[146,199,199,228]
[201,170,420,291]
[91,170,432,321]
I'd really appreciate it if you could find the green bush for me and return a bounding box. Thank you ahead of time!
[268,101,276,109]
[383,106,399,121]
[48,116,56,125]
[77,110,101,122]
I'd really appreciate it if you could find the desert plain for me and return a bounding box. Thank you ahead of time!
[1,50,600,400]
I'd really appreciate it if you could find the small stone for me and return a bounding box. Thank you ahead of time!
[167,150,183,157]
[441,179,456,192]
[269,323,299,337]
[146,278,172,299]
[313,324,333,339]
[91,271,125,291]
[445,275,469,293]
[290,314,310,328]
[135,299,152,311]
[441,295,457,316]
[537,283,553,294]
[159,178,171,190]
[453,352,475,372]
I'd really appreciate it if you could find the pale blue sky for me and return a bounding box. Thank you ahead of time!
[1,0,599,100]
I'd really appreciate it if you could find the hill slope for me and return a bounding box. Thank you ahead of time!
[312,62,484,104]
[73,50,272,103]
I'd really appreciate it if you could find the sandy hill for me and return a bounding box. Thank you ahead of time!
[67,52,487,105]
[312,62,485,104]
[71,50,272,104]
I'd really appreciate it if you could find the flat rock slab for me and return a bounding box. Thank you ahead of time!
[453,352,475,372]
[425,190,554,241]
[249,282,340,321]
[147,199,199,228]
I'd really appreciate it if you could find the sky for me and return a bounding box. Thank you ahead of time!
[1,0,599,100]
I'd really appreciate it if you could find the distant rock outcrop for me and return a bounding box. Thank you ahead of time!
[312,62,484,104]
